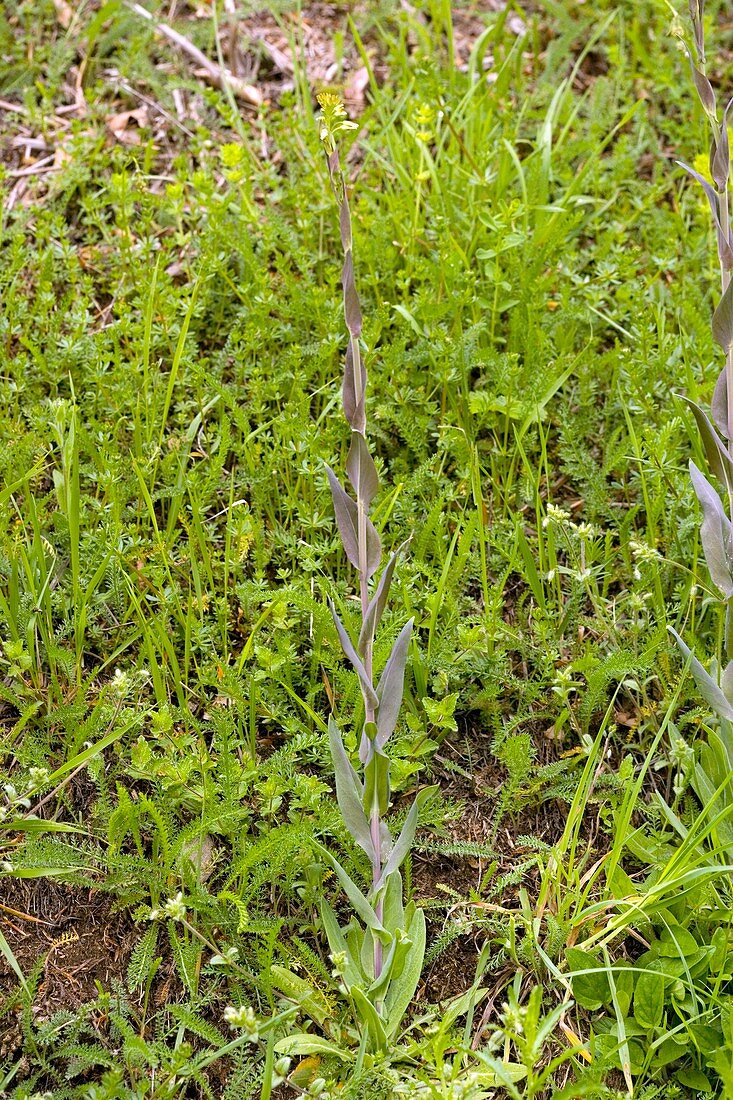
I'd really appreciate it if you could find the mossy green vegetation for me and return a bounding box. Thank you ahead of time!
[1,1,733,1096]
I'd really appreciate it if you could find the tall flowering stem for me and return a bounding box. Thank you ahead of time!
[673,5,733,690]
[313,94,433,1040]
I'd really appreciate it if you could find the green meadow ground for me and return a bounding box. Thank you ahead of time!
[2,0,733,1096]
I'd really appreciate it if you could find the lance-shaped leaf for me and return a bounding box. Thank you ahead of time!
[342,252,362,338]
[358,540,410,656]
[669,627,733,721]
[375,619,414,749]
[343,341,366,435]
[376,785,437,891]
[339,197,352,253]
[712,366,730,439]
[691,62,717,117]
[319,899,365,989]
[713,277,733,352]
[677,161,733,270]
[712,97,733,191]
[690,460,733,596]
[346,431,379,512]
[315,842,387,935]
[328,718,374,860]
[325,465,382,578]
[385,905,426,1039]
[350,985,387,1050]
[682,396,733,489]
[329,600,379,710]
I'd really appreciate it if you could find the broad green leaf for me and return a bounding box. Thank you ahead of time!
[270,965,332,1026]
[385,906,426,1038]
[351,985,387,1050]
[474,1059,528,1087]
[363,748,390,818]
[346,431,378,511]
[382,870,405,935]
[676,1067,712,1091]
[565,947,611,1010]
[274,1034,352,1061]
[375,619,414,748]
[327,718,373,859]
[634,969,665,1030]
[689,460,733,596]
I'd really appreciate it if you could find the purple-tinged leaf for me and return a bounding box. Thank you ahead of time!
[329,599,379,710]
[342,252,363,337]
[358,540,410,656]
[343,341,366,435]
[692,64,717,117]
[713,278,733,352]
[682,396,733,486]
[712,99,732,190]
[326,465,360,569]
[328,718,374,860]
[375,619,414,749]
[325,465,381,577]
[712,367,730,438]
[670,627,733,721]
[339,198,352,253]
[690,460,733,597]
[346,431,379,512]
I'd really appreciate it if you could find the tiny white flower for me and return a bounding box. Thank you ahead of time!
[163,892,186,922]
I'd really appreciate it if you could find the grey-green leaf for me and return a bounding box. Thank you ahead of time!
[670,627,733,721]
[328,718,374,859]
[713,278,733,352]
[690,460,733,596]
[346,431,379,511]
[358,541,409,656]
[712,366,730,439]
[329,601,379,710]
[682,397,731,488]
[326,465,381,577]
[375,619,414,748]
[377,785,437,889]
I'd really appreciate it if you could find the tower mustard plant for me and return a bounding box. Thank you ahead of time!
[312,92,435,1048]
[671,6,733,753]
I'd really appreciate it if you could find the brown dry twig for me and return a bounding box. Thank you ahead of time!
[127,2,262,108]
